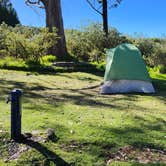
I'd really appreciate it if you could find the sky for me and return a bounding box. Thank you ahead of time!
[11,0,166,38]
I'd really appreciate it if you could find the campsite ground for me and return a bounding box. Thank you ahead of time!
[0,69,165,165]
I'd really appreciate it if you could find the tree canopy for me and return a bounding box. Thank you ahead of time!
[0,0,20,26]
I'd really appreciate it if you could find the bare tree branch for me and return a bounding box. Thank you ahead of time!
[86,0,102,15]
[97,4,102,11]
[25,0,45,9]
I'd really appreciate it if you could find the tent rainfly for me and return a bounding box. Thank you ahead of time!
[100,43,155,94]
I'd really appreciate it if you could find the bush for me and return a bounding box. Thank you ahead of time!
[92,61,106,71]
[135,39,156,58]
[134,38,166,68]
[66,23,131,62]
[153,47,166,67]
[0,23,58,62]
[0,56,27,69]
[40,55,57,65]
[0,22,165,72]
[151,65,166,74]
[66,29,93,61]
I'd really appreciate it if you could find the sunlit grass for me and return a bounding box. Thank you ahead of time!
[0,69,165,165]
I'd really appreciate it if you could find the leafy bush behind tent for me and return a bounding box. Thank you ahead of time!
[0,23,165,72]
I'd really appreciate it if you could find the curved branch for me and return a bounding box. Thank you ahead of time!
[25,0,45,9]
[86,0,102,15]
[97,4,102,11]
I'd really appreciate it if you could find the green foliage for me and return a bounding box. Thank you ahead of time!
[152,65,166,74]
[66,23,130,62]
[66,23,165,69]
[0,22,165,71]
[0,0,20,26]
[0,23,58,62]
[66,29,92,61]
[135,39,156,58]
[40,55,57,65]
[153,46,166,67]
[92,61,106,70]
[41,55,57,63]
[0,56,26,68]
[134,38,166,71]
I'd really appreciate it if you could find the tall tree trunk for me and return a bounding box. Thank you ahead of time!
[45,0,67,58]
[102,0,108,37]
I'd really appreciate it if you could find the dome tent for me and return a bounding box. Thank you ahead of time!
[100,43,155,94]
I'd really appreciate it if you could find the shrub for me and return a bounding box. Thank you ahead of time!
[66,29,93,61]
[135,38,166,68]
[40,55,57,65]
[136,39,155,58]
[0,56,27,69]
[153,46,166,66]
[0,23,58,62]
[41,55,57,62]
[66,23,131,62]
[152,65,166,74]
[0,23,8,51]
[0,22,165,71]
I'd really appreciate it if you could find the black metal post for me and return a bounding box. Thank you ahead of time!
[11,89,22,141]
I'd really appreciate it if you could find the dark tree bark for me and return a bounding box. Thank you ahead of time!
[86,0,122,37]
[45,0,67,57]
[26,0,67,58]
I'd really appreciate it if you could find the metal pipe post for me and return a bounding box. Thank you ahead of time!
[11,89,22,140]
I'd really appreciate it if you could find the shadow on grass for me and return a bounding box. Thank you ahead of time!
[60,121,165,164]
[20,138,70,166]
[152,78,166,100]
[88,119,166,152]
[0,72,165,116]
[0,77,165,112]
[0,78,136,110]
[0,61,104,77]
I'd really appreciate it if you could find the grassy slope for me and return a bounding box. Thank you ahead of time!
[0,69,165,166]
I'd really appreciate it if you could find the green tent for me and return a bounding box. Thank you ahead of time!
[101,43,155,94]
[104,43,151,82]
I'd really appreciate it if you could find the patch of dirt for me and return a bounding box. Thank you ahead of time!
[59,140,88,153]
[106,146,166,165]
[3,141,29,162]
[3,133,47,162]
[6,143,29,161]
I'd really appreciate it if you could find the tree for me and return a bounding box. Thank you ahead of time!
[0,0,20,26]
[26,0,67,58]
[86,0,122,36]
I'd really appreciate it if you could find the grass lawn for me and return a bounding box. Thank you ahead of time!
[0,69,165,165]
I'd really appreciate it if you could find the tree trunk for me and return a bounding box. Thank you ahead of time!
[45,0,67,58]
[102,0,108,37]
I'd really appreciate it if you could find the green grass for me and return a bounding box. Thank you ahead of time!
[0,68,165,166]
[0,57,102,75]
